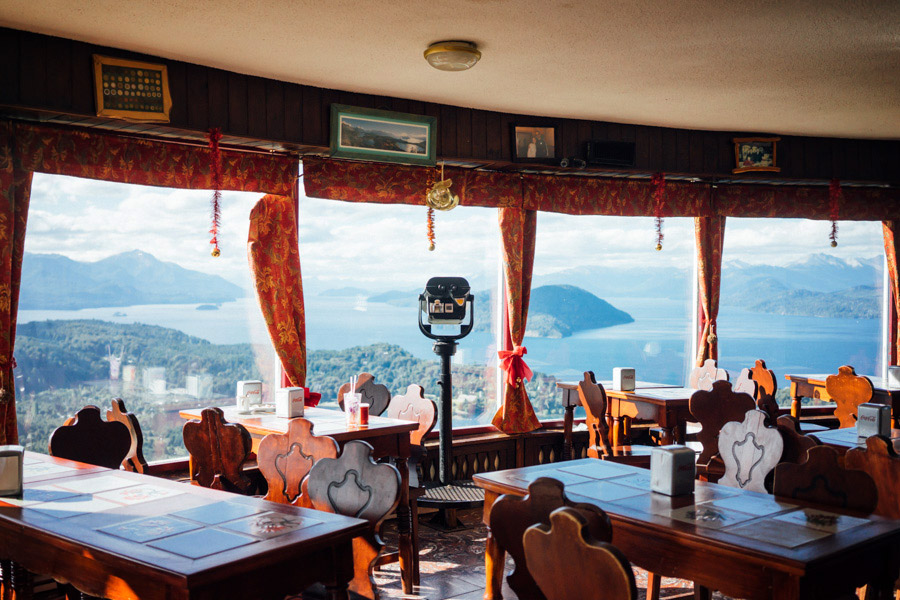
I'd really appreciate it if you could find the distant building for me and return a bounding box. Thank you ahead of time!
[142,367,166,394]
[186,374,214,399]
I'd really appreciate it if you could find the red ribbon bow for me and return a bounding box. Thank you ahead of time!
[304,387,322,408]
[498,346,533,388]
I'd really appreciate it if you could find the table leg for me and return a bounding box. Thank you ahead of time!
[562,405,574,461]
[790,381,801,419]
[484,528,505,600]
[395,456,415,594]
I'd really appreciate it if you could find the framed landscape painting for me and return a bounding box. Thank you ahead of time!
[330,105,436,166]
[732,137,781,174]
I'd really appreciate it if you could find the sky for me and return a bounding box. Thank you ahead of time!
[24,171,886,293]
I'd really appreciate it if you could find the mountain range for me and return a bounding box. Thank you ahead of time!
[20,251,244,310]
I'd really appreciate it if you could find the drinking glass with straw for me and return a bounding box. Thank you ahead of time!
[344,375,361,426]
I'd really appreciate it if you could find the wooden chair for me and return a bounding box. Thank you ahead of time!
[49,406,131,470]
[775,415,821,464]
[689,358,729,391]
[383,384,436,584]
[718,409,784,493]
[488,477,615,600]
[306,440,401,600]
[773,445,878,513]
[577,371,652,467]
[845,436,900,519]
[826,365,874,428]
[182,407,254,495]
[524,507,637,600]
[257,417,339,506]
[689,380,756,472]
[106,398,149,473]
[337,372,391,416]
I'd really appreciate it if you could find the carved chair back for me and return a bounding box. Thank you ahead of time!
[489,477,613,600]
[773,445,878,513]
[386,384,436,446]
[306,440,401,600]
[49,406,132,470]
[182,407,254,495]
[576,371,613,458]
[106,398,148,473]
[733,368,758,398]
[718,409,784,493]
[338,373,391,416]
[689,380,756,466]
[825,365,874,428]
[750,359,778,398]
[257,417,339,506]
[689,358,729,391]
[524,507,637,600]
[775,415,820,465]
[845,435,900,519]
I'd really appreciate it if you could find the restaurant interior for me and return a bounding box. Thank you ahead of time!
[0,2,898,599]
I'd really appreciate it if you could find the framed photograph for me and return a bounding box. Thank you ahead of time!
[511,125,558,163]
[732,137,781,174]
[330,105,436,166]
[93,55,172,122]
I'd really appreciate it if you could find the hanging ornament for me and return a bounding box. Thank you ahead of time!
[651,172,666,251]
[424,162,459,251]
[829,178,841,248]
[208,128,224,257]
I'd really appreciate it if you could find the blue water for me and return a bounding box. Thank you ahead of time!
[16,294,883,384]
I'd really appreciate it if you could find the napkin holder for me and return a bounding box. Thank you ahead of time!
[236,380,263,413]
[276,387,305,418]
[888,366,900,387]
[857,403,891,438]
[0,445,24,497]
[651,445,695,496]
[612,367,636,392]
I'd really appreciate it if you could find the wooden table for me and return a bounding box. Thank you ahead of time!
[813,427,900,455]
[474,458,900,600]
[785,374,900,424]
[557,382,692,455]
[0,452,367,600]
[179,406,419,593]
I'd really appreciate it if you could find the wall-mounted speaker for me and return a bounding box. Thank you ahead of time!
[585,141,636,167]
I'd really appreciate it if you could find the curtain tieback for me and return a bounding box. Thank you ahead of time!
[304,388,321,408]
[707,321,717,344]
[498,346,533,388]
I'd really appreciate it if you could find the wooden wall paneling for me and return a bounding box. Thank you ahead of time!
[422,102,441,156]
[803,137,820,179]
[389,96,410,114]
[300,86,323,145]
[559,118,579,161]
[0,29,20,105]
[701,132,719,176]
[246,76,267,139]
[165,61,187,127]
[856,138,874,181]
[886,142,900,184]
[44,36,72,111]
[265,79,285,141]
[485,111,502,160]
[440,104,457,158]
[319,88,341,148]
[633,125,649,169]
[471,109,487,158]
[206,69,228,131]
[688,130,704,174]
[456,107,472,159]
[647,127,663,171]
[70,41,93,115]
[606,121,622,142]
[676,129,691,173]
[872,140,892,182]
[843,139,859,180]
[227,72,248,135]
[719,131,736,176]
[787,136,804,179]
[662,128,678,173]
[577,120,592,160]
[283,83,302,142]
[816,138,833,179]
[18,31,47,108]
[776,135,793,176]
[500,113,513,163]
[185,63,210,131]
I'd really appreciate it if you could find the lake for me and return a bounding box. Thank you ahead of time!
[17,293,884,384]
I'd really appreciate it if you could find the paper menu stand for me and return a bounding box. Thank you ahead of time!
[0,445,23,497]
[650,445,695,496]
[857,403,891,439]
[275,387,305,418]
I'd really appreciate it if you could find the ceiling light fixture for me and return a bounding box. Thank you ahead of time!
[424,41,481,72]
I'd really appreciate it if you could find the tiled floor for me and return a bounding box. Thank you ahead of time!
[355,508,722,600]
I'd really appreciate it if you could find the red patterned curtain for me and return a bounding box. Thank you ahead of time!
[248,194,307,386]
[0,123,31,444]
[492,207,541,434]
[885,221,899,365]
[695,215,726,366]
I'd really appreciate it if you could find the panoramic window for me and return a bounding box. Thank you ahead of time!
[298,193,501,427]
[717,218,886,406]
[528,214,696,420]
[16,174,278,458]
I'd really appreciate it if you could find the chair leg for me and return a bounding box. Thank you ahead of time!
[410,496,420,586]
[646,572,661,600]
[693,583,711,600]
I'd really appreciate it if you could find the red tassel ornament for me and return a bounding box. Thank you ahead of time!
[208,128,223,257]
[652,172,666,250]
[829,178,841,248]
